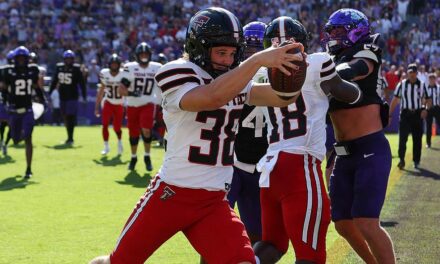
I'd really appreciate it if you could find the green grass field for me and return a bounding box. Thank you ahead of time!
[0,126,405,264]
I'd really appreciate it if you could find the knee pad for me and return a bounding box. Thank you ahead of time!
[129,136,139,146]
[253,241,284,264]
[141,134,152,143]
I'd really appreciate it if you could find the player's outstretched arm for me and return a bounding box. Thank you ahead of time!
[321,74,363,104]
[180,43,304,112]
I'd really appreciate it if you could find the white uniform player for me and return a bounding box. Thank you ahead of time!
[95,54,125,155]
[157,58,252,190]
[119,42,161,172]
[258,52,336,175]
[121,61,161,107]
[101,68,124,105]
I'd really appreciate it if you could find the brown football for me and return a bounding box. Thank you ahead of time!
[268,41,307,100]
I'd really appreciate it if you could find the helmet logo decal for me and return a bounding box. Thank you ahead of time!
[279,17,286,43]
[222,9,240,41]
[193,15,210,31]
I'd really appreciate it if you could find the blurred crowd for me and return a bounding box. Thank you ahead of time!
[0,0,439,82]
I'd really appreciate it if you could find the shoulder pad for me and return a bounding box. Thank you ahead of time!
[73,63,81,68]
[56,62,64,67]
[353,48,379,63]
[155,59,201,94]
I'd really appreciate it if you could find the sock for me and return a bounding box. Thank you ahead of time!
[104,141,109,148]
[115,130,122,140]
[118,140,122,145]
[144,152,150,157]
[131,154,137,158]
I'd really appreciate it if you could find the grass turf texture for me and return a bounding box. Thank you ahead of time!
[0,126,415,263]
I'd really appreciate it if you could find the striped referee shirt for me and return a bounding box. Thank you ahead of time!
[394,78,430,110]
[427,84,440,107]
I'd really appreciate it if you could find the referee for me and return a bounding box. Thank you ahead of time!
[426,73,440,148]
[389,64,432,169]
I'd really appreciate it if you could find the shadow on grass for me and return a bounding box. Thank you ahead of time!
[0,175,39,191]
[43,143,82,150]
[0,155,15,165]
[409,167,440,180]
[93,155,128,167]
[115,171,152,188]
[380,221,399,228]
[10,143,25,149]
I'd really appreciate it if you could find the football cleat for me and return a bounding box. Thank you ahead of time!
[414,163,420,169]
[24,168,32,179]
[128,157,137,171]
[397,160,405,170]
[117,142,123,155]
[65,139,74,145]
[144,156,153,172]
[101,145,110,155]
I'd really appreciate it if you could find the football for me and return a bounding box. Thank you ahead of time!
[268,41,307,100]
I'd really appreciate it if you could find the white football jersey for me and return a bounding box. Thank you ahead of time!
[121,61,162,107]
[262,52,336,161]
[155,58,252,191]
[100,68,124,105]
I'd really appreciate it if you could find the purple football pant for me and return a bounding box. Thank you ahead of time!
[60,100,78,116]
[0,103,8,121]
[329,131,391,221]
[9,110,34,143]
[227,166,262,236]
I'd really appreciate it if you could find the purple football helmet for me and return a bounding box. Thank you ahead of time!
[243,21,266,59]
[6,50,15,64]
[323,8,370,55]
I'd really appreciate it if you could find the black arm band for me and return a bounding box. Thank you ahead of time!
[336,60,369,81]
[120,78,131,87]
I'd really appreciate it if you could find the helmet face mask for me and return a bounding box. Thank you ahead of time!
[135,42,152,66]
[108,53,121,72]
[263,16,309,52]
[14,46,30,67]
[63,50,75,66]
[185,7,245,78]
[322,8,370,55]
[243,21,266,59]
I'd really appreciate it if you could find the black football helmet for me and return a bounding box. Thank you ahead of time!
[263,16,310,52]
[185,7,245,78]
[157,53,168,65]
[135,42,152,66]
[29,52,38,64]
[108,53,122,72]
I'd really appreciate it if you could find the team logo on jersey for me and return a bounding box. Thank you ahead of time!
[193,15,210,31]
[160,186,176,201]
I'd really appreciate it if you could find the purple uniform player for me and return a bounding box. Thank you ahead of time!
[227,21,268,245]
[1,46,46,178]
[323,9,395,263]
[49,50,86,145]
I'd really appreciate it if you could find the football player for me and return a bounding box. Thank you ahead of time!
[118,42,161,172]
[29,52,46,89]
[227,21,268,245]
[89,7,305,264]
[0,46,46,178]
[255,17,362,264]
[49,50,87,145]
[0,50,15,155]
[324,9,395,263]
[95,54,124,155]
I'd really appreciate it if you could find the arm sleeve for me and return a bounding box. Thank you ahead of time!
[77,68,87,100]
[49,67,59,95]
[394,81,402,98]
